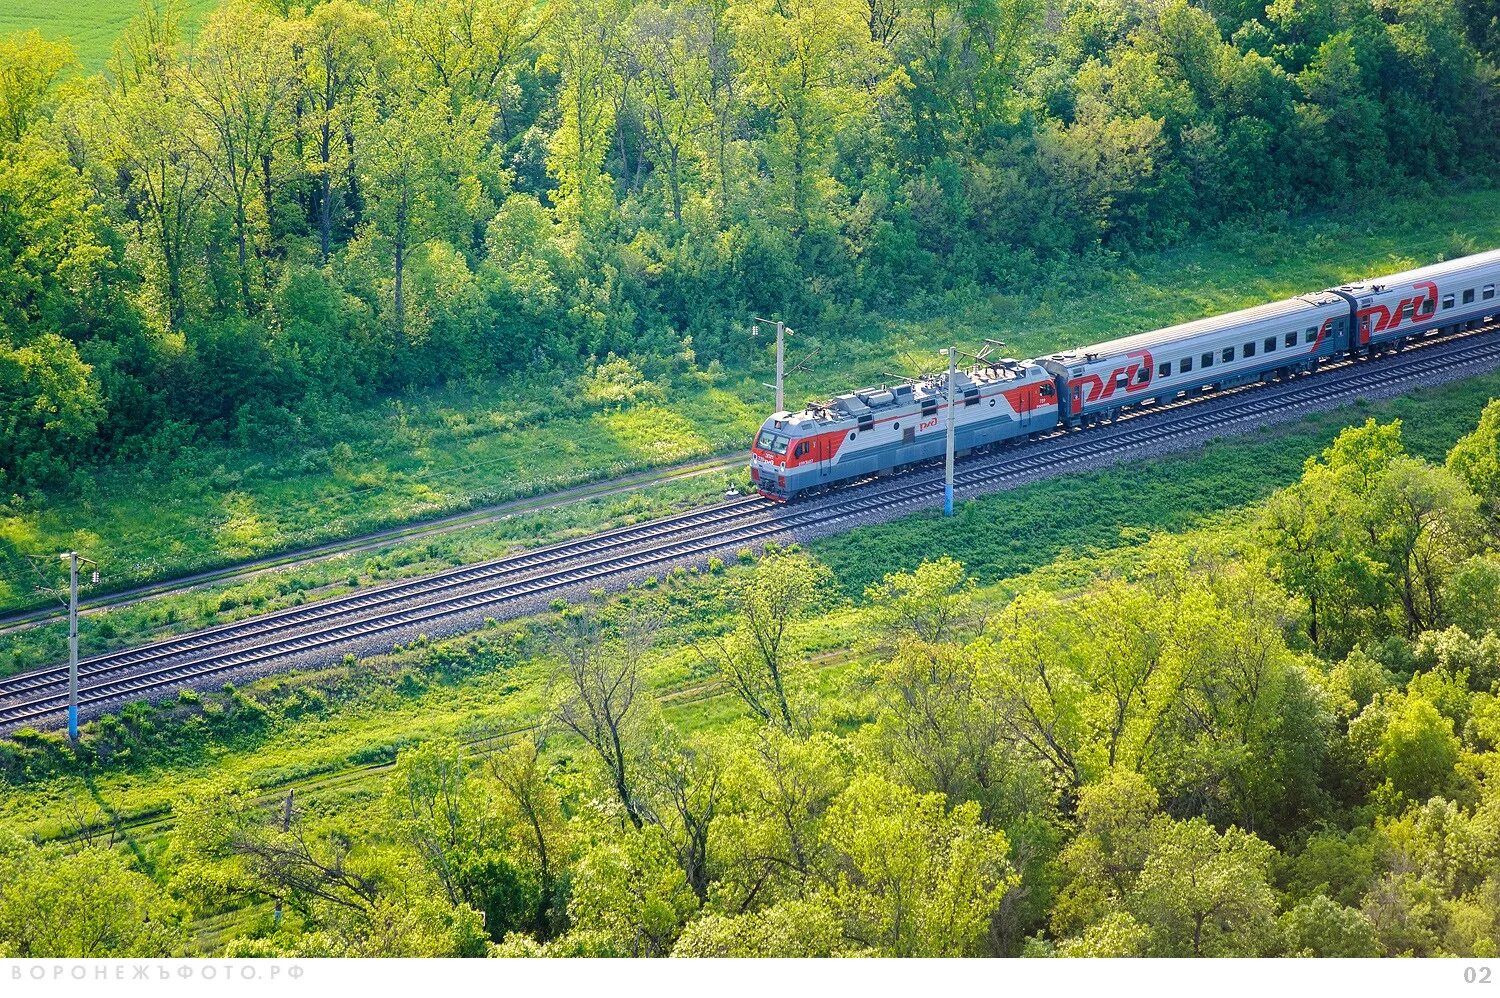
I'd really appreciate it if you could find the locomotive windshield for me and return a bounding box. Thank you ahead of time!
[755,430,790,455]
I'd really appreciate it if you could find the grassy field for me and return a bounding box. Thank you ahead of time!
[1,188,1498,620]
[0,0,217,70]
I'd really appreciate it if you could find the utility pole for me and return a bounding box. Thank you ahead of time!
[752,317,792,411]
[66,552,78,740]
[942,347,956,517]
[35,551,96,742]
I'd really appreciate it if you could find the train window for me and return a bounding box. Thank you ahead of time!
[1244,341,1255,358]
[1264,337,1276,353]
[1158,361,1172,378]
[793,442,809,458]
[1443,294,1456,309]
[1285,331,1297,348]
[1464,289,1476,305]
[1201,352,1213,368]
[1135,368,1149,384]
[1484,285,1495,300]
[1305,327,1317,343]
[1040,383,1055,398]
[756,430,789,455]
[1180,356,1192,373]
[1222,346,1234,363]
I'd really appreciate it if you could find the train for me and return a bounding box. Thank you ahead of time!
[749,248,1500,501]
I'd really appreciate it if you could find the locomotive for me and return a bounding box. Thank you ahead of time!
[750,248,1500,501]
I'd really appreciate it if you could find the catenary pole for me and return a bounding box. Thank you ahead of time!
[775,320,786,412]
[944,347,956,516]
[752,317,792,412]
[65,551,79,741]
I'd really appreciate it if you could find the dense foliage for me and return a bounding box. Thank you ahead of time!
[0,0,1497,490]
[9,407,1500,956]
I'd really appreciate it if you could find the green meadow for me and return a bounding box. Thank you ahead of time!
[0,0,216,69]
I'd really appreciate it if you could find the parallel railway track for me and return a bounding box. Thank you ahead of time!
[5,322,1500,729]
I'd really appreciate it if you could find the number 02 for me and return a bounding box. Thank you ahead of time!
[1466,967,1492,984]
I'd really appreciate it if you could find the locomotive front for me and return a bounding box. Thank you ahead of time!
[749,409,831,501]
[749,414,798,500]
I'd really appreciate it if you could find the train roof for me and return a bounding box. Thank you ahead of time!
[1046,291,1345,365]
[766,359,1044,430]
[1339,248,1500,296]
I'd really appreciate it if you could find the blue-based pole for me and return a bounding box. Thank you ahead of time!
[66,551,78,741]
[944,347,956,517]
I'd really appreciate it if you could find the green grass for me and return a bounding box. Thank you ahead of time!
[2,188,1499,620]
[0,0,217,70]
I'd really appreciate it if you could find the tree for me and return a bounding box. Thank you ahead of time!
[550,607,658,828]
[385,740,530,940]
[0,832,182,957]
[730,0,884,228]
[0,30,74,145]
[223,792,487,956]
[637,727,725,902]
[696,552,828,732]
[1281,894,1381,957]
[1447,399,1500,520]
[712,726,850,912]
[1370,456,1482,636]
[183,0,295,312]
[863,555,981,646]
[296,0,386,263]
[0,137,123,339]
[1128,817,1280,957]
[389,0,546,135]
[818,771,1016,956]
[565,823,699,956]
[625,1,718,225]
[1350,692,1462,806]
[864,639,1014,822]
[1260,419,1417,653]
[1051,768,1164,936]
[671,898,847,956]
[95,3,208,330]
[987,591,1088,792]
[487,736,570,938]
[356,87,486,344]
[0,333,103,489]
[543,0,622,233]
[1162,567,1332,835]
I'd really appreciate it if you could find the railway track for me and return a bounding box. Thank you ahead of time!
[0,452,744,636]
[5,323,1500,729]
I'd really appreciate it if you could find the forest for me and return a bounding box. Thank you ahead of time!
[0,0,1498,492]
[8,409,1500,956]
